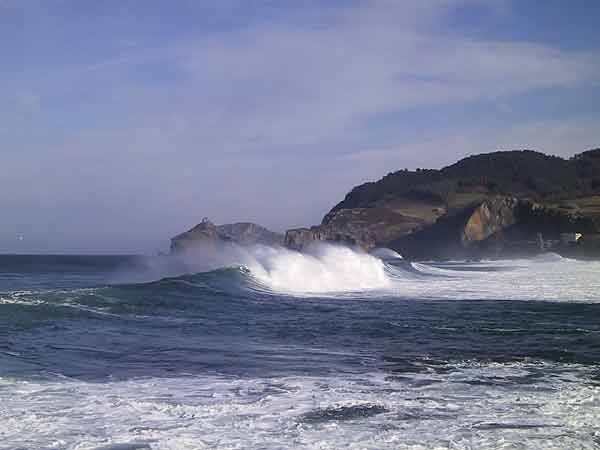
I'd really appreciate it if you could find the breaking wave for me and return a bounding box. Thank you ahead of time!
[2,249,600,449]
[3,244,600,310]
[210,244,599,301]
[245,245,392,293]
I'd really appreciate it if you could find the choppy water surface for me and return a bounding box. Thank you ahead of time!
[1,247,599,449]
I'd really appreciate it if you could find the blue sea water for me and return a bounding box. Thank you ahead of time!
[1,247,599,449]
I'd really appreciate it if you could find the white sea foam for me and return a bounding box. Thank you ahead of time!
[238,244,600,302]
[1,362,598,450]
[244,245,392,294]
[399,257,600,302]
[3,244,598,304]
[232,244,599,302]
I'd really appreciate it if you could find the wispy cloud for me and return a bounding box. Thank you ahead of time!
[90,0,599,162]
[1,0,599,252]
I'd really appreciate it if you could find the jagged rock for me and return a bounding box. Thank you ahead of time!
[170,219,223,253]
[284,227,326,251]
[285,207,424,251]
[171,219,283,253]
[217,222,283,246]
[461,196,518,245]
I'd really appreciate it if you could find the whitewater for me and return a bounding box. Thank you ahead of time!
[1,245,599,449]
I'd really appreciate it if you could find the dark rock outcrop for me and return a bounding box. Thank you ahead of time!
[284,227,325,251]
[386,196,520,259]
[376,196,600,260]
[171,219,283,253]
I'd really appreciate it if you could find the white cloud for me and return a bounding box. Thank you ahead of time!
[21,0,597,152]
[1,0,599,251]
[141,0,598,158]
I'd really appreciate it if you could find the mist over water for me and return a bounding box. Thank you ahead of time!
[1,245,599,449]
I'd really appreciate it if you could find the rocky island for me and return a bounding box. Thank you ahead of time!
[170,219,283,253]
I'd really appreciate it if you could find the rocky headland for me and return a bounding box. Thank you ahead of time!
[285,148,600,260]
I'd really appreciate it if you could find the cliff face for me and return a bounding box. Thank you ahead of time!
[284,227,329,251]
[461,196,518,246]
[284,196,573,257]
[217,222,283,246]
[170,219,223,253]
[171,220,283,253]
[284,196,525,255]
[285,207,424,251]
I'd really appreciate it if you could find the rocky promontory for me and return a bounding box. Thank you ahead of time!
[285,149,600,259]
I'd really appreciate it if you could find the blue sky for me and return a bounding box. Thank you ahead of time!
[1,0,599,253]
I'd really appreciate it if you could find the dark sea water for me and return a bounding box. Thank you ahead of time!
[1,248,599,449]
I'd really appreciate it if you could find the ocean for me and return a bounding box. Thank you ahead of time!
[1,246,599,449]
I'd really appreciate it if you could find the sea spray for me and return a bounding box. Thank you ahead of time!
[113,243,394,294]
[104,244,600,301]
[244,244,392,293]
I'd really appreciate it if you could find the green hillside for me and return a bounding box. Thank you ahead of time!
[332,149,600,216]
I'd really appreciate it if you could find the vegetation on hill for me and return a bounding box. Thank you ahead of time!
[332,149,600,213]
[286,148,600,259]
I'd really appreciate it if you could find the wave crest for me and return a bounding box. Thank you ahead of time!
[243,245,392,294]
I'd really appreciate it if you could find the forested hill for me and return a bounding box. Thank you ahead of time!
[332,149,600,212]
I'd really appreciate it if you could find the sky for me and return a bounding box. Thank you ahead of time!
[1,0,600,253]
